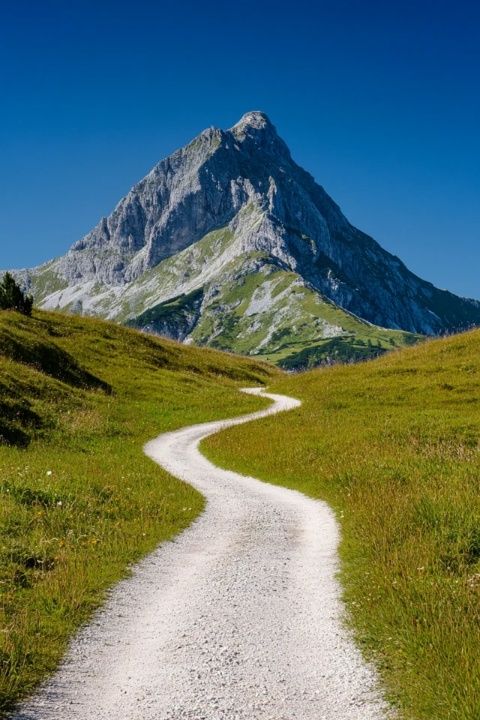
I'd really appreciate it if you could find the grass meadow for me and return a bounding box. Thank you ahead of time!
[4,306,480,720]
[0,309,274,715]
[204,330,480,720]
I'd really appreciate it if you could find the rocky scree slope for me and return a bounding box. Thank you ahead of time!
[15,112,480,368]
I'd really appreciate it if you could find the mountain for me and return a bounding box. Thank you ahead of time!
[15,111,480,368]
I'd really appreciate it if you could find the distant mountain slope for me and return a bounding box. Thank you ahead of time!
[15,111,480,366]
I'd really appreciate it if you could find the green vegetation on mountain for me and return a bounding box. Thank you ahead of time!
[113,223,237,322]
[0,309,275,715]
[185,258,420,368]
[119,238,420,368]
[204,329,480,720]
[126,288,203,340]
[24,262,68,301]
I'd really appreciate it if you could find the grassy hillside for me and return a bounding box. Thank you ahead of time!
[204,329,480,720]
[0,309,276,715]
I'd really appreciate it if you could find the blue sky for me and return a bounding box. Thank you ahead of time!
[1,0,479,297]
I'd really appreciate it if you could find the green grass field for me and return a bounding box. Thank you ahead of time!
[4,306,480,720]
[0,309,275,715]
[204,330,480,720]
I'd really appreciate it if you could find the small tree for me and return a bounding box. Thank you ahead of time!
[0,273,33,316]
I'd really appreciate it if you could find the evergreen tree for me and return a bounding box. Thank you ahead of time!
[0,273,33,316]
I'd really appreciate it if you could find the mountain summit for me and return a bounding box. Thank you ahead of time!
[17,112,480,367]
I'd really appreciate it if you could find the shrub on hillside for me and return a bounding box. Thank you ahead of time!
[0,273,33,316]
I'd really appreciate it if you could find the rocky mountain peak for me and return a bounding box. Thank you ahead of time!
[15,112,480,364]
[231,110,273,132]
[229,110,290,161]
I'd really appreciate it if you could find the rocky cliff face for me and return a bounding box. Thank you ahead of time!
[16,111,480,367]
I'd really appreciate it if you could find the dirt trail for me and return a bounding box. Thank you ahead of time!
[14,389,387,719]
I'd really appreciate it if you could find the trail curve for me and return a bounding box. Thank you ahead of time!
[14,388,388,720]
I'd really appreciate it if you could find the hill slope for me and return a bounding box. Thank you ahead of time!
[204,329,480,720]
[16,112,479,366]
[0,308,275,715]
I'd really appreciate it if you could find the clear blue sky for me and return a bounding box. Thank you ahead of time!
[1,0,479,297]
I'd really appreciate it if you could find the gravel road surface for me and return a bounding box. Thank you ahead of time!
[14,389,388,719]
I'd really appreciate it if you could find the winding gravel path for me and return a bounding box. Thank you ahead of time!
[15,389,388,719]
